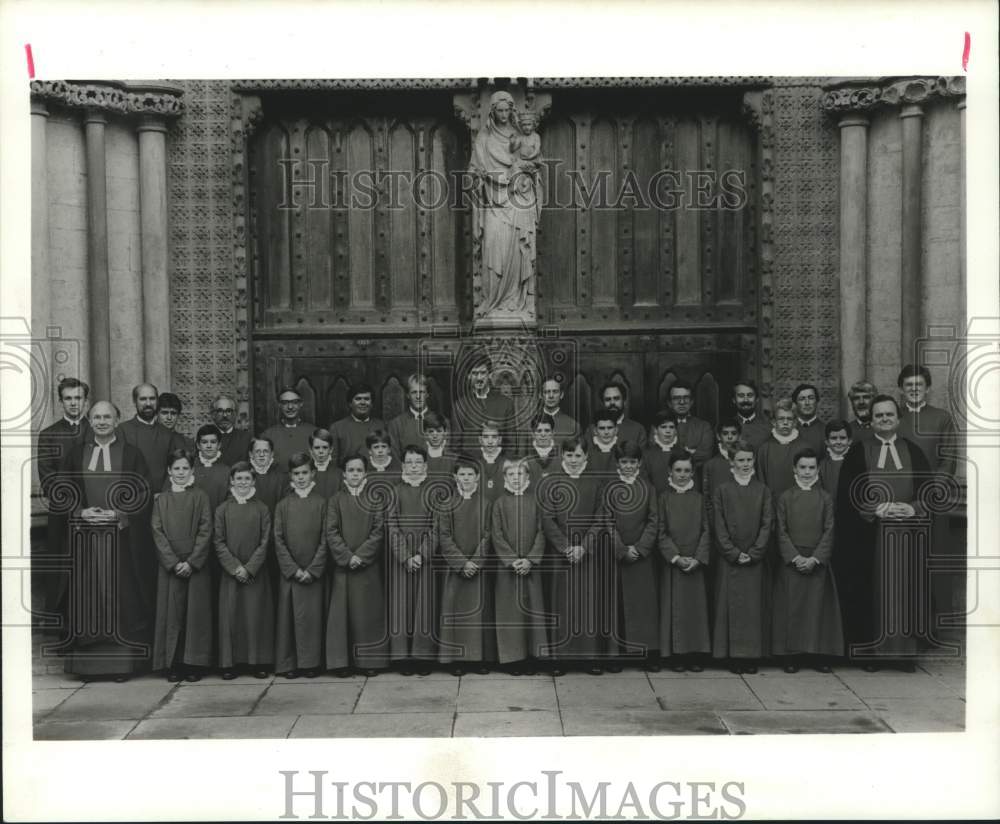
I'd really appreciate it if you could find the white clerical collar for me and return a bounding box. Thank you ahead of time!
[282,420,301,429]
[798,416,817,427]
[562,460,587,479]
[504,478,530,496]
[410,407,426,419]
[615,413,625,425]
[593,436,617,453]
[231,487,256,504]
[457,485,478,500]
[345,479,367,497]
[351,414,370,423]
[426,443,445,458]
[875,433,897,445]
[481,448,502,464]
[795,477,819,491]
[617,471,638,485]
[543,407,560,417]
[219,425,234,435]
[250,458,274,475]
[738,413,757,425]
[292,482,316,498]
[533,443,554,458]
[198,452,221,467]
[718,443,731,458]
[906,401,926,413]
[87,435,117,472]
[369,455,392,471]
[826,448,846,462]
[171,476,196,492]
[675,416,689,425]
[654,435,678,452]
[730,469,754,486]
[64,416,83,427]
[771,429,799,445]
[874,434,903,470]
[474,390,490,401]
[668,478,695,493]
[854,417,872,428]
[135,415,156,426]
[401,473,427,487]
[313,456,332,472]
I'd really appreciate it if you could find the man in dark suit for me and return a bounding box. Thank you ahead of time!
[211,393,252,467]
[36,377,91,629]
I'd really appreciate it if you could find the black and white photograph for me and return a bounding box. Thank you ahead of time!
[2,1,998,821]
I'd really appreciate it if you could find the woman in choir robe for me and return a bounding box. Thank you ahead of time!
[273,453,328,678]
[423,411,459,481]
[151,449,214,681]
[324,453,389,676]
[437,457,493,675]
[588,407,620,477]
[538,436,608,675]
[834,396,930,672]
[658,451,711,671]
[712,440,774,673]
[772,449,844,672]
[387,444,438,674]
[492,458,548,673]
[818,420,852,498]
[601,441,660,671]
[309,428,342,500]
[756,399,801,497]
[215,462,274,679]
[59,401,153,681]
[641,409,680,495]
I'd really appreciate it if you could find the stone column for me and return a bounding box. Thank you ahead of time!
[30,99,53,416]
[84,109,112,402]
[837,114,869,415]
[137,113,171,389]
[957,100,966,298]
[899,103,924,364]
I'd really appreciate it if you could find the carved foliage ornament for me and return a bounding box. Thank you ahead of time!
[30,80,184,117]
[819,76,965,114]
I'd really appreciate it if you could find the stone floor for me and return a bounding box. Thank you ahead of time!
[32,655,966,740]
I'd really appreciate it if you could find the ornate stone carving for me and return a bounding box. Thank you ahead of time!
[231,77,770,93]
[29,79,183,118]
[820,76,966,114]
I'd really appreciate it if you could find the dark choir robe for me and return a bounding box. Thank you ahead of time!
[898,404,955,472]
[312,464,343,500]
[387,410,430,461]
[795,418,826,455]
[772,483,844,656]
[818,453,846,498]
[848,418,876,443]
[658,486,711,656]
[37,415,91,621]
[601,475,659,658]
[541,409,580,442]
[387,480,438,661]
[437,490,494,663]
[262,421,316,469]
[451,390,515,452]
[588,441,619,477]
[328,415,385,467]
[641,440,681,495]
[250,463,288,516]
[674,416,715,468]
[218,427,252,468]
[426,448,460,483]
[834,436,930,660]
[324,483,389,669]
[539,466,609,660]
[473,451,508,506]
[366,456,402,487]
[151,485,214,670]
[273,489,328,673]
[193,459,231,511]
[214,495,274,669]
[59,437,153,676]
[737,414,772,451]
[491,490,548,664]
[756,435,801,497]
[585,417,647,450]
[523,446,559,489]
[711,478,774,659]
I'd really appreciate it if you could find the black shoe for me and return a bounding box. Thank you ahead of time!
[815,664,832,674]
[672,663,688,673]
[253,670,269,679]
[283,670,300,679]
[361,668,379,677]
[783,664,799,674]
[332,668,350,678]
[184,672,202,682]
[687,663,704,673]
[474,665,490,675]
[550,668,566,677]
[605,664,623,673]
[416,667,432,676]
[450,666,465,677]
[862,664,880,673]
[222,670,238,680]
[113,675,129,683]
[899,661,917,673]
[644,662,662,673]
[521,667,537,676]
[742,665,758,675]
[166,670,182,683]
[304,669,320,679]
[399,668,414,676]
[586,665,603,676]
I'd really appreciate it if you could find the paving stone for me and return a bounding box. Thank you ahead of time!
[32,673,85,690]
[454,711,563,737]
[917,657,966,678]
[353,679,459,713]
[866,698,966,733]
[33,689,75,716]
[835,669,957,699]
[652,677,763,711]
[745,674,867,711]
[562,710,727,736]
[253,683,361,715]
[290,713,454,738]
[149,684,267,718]
[719,711,891,735]
[647,666,741,679]
[33,719,137,740]
[555,676,659,710]
[372,670,461,682]
[127,715,299,739]
[46,681,176,721]
[457,679,558,713]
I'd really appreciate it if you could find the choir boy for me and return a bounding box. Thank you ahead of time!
[423,411,458,479]
[308,428,341,499]
[523,412,560,488]
[248,436,287,516]
[365,429,401,481]
[702,418,742,518]
[473,420,508,505]
[792,383,826,454]
[641,409,680,494]
[819,420,852,496]
[588,407,620,475]
[772,448,843,672]
[193,424,231,511]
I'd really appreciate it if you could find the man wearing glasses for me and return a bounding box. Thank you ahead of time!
[262,386,315,467]
[211,395,253,467]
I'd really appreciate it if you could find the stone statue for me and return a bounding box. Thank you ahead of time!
[469,91,542,322]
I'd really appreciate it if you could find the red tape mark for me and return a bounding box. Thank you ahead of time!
[25,43,35,79]
[962,32,970,72]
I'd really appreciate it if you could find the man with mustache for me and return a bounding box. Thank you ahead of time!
[210,394,253,467]
[731,379,770,451]
[846,380,878,443]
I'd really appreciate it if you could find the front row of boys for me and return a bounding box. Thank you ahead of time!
[150,408,850,680]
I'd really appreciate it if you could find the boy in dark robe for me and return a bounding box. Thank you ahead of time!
[658,452,711,671]
[772,448,844,673]
[215,462,274,679]
[472,420,508,505]
[273,453,328,678]
[641,409,681,495]
[151,449,214,681]
[424,411,459,480]
[308,428,342,499]
[523,412,559,487]
[819,420,852,497]
[324,452,389,676]
[365,429,401,482]
[588,407,620,476]
[712,440,774,673]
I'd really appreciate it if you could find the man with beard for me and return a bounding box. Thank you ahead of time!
[732,380,770,451]
[791,383,826,454]
[846,380,878,443]
[211,394,253,467]
[37,377,91,628]
[328,382,384,468]
[262,386,315,467]
[585,381,646,448]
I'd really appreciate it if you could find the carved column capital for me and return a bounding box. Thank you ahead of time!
[30,79,184,120]
[821,76,965,116]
